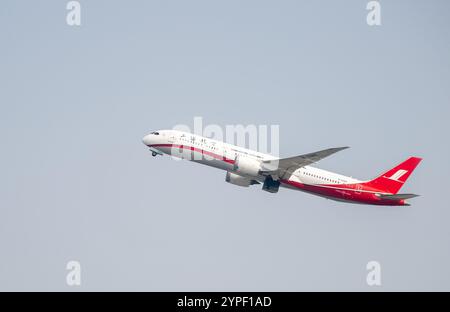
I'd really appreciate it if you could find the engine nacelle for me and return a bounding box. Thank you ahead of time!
[226,172,259,187]
[233,156,261,177]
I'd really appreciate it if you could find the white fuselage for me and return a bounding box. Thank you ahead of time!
[142,130,361,187]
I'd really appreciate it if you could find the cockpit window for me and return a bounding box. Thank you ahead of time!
[150,132,160,135]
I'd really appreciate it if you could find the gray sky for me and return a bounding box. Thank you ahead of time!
[1,0,449,291]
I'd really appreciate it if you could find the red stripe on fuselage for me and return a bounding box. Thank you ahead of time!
[149,144,236,164]
[280,179,406,206]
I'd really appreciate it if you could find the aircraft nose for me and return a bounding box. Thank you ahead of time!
[142,134,152,146]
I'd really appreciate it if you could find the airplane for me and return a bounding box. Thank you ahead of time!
[142,130,422,206]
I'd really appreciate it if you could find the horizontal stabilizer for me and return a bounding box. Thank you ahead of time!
[378,193,420,200]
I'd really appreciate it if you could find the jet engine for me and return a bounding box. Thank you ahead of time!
[233,156,262,177]
[225,172,260,187]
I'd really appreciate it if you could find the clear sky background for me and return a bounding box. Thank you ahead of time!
[1,0,449,291]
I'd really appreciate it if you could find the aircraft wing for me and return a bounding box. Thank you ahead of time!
[261,147,349,179]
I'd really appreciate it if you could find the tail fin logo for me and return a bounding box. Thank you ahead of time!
[384,169,408,182]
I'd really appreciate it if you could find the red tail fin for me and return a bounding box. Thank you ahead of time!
[365,157,422,194]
